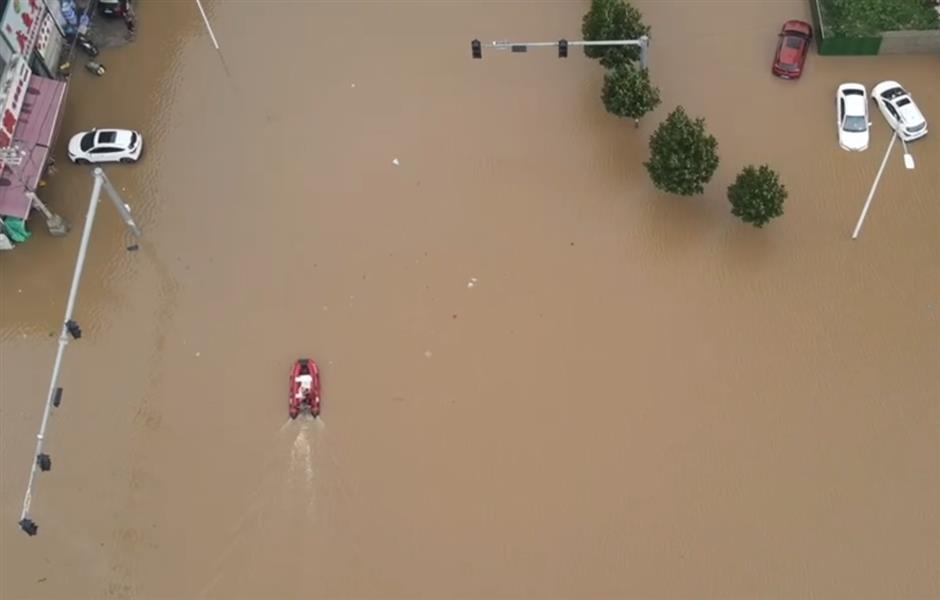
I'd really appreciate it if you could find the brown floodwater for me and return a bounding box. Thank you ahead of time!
[2,1,938,598]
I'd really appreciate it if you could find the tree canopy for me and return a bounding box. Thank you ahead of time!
[644,106,719,196]
[582,0,650,68]
[727,165,787,227]
[601,63,661,124]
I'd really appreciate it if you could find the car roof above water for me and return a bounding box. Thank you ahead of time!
[897,101,926,126]
[97,129,134,145]
[844,94,866,116]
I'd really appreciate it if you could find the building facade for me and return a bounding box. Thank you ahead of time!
[0,0,69,237]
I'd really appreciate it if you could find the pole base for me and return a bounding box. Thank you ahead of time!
[19,518,38,536]
[46,215,71,237]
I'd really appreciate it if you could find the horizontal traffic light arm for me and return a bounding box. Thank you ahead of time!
[471,36,649,68]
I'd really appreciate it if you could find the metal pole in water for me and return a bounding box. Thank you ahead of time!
[639,35,650,70]
[195,0,220,51]
[852,128,898,240]
[97,168,142,238]
[473,38,648,62]
[18,169,141,536]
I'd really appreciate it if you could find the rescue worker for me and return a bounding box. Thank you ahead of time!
[295,373,313,402]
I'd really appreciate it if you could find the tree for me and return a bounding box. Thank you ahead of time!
[601,63,660,126]
[644,106,719,196]
[727,165,787,227]
[581,0,650,68]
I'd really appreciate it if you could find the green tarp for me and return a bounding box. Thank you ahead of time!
[3,217,31,243]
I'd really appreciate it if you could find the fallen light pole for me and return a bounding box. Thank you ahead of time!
[471,36,650,70]
[851,123,915,240]
[18,167,141,537]
[195,0,221,51]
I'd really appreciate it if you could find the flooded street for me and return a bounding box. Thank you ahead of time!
[2,0,938,598]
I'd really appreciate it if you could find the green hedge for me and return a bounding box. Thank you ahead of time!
[809,0,881,54]
[819,36,882,55]
[820,0,939,37]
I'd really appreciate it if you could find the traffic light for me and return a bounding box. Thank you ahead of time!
[471,39,482,59]
[66,319,82,339]
[37,454,52,472]
[19,518,38,536]
[558,39,568,58]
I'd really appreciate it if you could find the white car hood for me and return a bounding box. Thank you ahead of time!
[68,132,87,156]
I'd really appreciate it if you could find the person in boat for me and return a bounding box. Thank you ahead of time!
[295,373,314,403]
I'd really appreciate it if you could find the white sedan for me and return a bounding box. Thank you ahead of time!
[871,81,928,142]
[836,83,870,151]
[68,128,143,164]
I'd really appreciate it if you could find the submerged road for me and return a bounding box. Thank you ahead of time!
[2,1,938,598]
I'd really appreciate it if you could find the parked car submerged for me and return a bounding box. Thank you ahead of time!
[98,0,123,18]
[871,81,928,141]
[836,83,870,151]
[68,129,143,164]
[772,20,813,80]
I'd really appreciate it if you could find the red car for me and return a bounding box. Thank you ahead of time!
[772,20,813,79]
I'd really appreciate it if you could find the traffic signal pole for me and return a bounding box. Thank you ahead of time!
[471,36,650,69]
[18,168,141,536]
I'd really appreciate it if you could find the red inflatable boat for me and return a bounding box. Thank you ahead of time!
[289,358,321,419]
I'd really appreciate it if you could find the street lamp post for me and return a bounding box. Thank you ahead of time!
[194,0,221,51]
[851,121,916,240]
[18,167,141,537]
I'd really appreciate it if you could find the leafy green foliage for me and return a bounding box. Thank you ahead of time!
[727,165,787,228]
[581,0,650,68]
[644,106,719,196]
[601,63,661,123]
[821,0,939,36]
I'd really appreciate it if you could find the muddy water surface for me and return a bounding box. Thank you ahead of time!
[1,1,938,598]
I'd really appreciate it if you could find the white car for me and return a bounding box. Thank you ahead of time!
[871,81,928,141]
[68,129,143,164]
[836,83,870,151]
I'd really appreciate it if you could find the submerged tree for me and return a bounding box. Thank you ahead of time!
[601,63,661,126]
[644,106,719,196]
[727,165,787,227]
[581,0,650,68]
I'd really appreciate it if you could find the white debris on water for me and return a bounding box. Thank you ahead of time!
[392,158,400,166]
[351,83,356,88]
[195,352,201,357]
[467,277,478,288]
[424,350,433,358]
